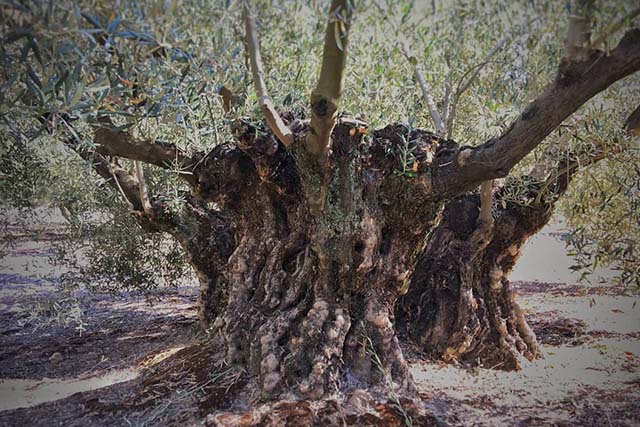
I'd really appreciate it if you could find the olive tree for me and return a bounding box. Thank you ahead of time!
[1,0,639,406]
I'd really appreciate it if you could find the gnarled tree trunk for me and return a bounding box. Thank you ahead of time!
[396,186,549,369]
[396,158,587,369]
[173,121,447,400]
[62,12,640,410]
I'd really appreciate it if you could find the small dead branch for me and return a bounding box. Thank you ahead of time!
[243,7,293,147]
[402,43,445,137]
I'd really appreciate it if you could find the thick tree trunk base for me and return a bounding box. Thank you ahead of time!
[205,391,446,426]
[169,122,453,403]
[397,188,552,370]
[139,342,446,426]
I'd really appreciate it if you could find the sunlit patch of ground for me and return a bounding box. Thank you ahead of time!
[0,346,185,411]
[0,369,139,412]
[413,334,640,425]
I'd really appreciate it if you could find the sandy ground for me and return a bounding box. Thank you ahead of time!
[0,212,639,426]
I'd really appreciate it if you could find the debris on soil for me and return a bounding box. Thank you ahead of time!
[528,314,587,346]
[205,395,447,427]
[49,352,63,363]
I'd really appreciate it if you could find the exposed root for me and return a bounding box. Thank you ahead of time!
[205,389,445,426]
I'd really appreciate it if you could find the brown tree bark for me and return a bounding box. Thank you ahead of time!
[396,183,549,369]
[172,121,450,400]
[396,154,595,369]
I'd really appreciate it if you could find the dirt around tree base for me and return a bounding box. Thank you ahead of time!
[1,363,450,427]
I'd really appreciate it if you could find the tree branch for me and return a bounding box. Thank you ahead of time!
[442,74,453,135]
[66,138,145,212]
[306,0,353,164]
[564,0,595,62]
[534,148,609,206]
[243,7,294,147]
[134,161,152,214]
[528,129,572,180]
[446,35,508,137]
[402,43,445,137]
[431,28,640,197]
[92,121,197,186]
[591,6,640,49]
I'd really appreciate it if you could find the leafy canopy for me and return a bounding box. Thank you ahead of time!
[1,0,638,290]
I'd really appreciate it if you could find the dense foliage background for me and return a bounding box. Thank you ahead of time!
[1,0,638,292]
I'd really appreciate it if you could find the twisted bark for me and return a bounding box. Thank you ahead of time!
[397,151,604,369]
[396,185,548,369]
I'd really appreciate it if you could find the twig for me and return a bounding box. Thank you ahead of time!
[534,150,607,206]
[441,74,452,133]
[134,160,152,214]
[446,36,509,137]
[402,43,445,137]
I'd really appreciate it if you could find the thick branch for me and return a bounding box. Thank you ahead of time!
[66,138,144,212]
[92,124,196,186]
[306,0,353,164]
[432,29,640,196]
[243,8,294,147]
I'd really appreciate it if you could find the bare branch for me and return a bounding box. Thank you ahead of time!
[529,130,572,181]
[402,43,445,137]
[66,138,144,211]
[534,148,609,206]
[91,120,197,186]
[478,180,494,226]
[306,0,353,164]
[134,161,153,214]
[441,75,453,134]
[459,37,508,99]
[447,33,512,137]
[243,8,294,147]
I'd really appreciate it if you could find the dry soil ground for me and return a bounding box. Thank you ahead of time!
[0,212,639,426]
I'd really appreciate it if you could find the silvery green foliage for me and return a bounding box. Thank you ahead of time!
[1,0,639,290]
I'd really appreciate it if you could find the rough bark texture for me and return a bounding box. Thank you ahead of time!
[396,187,545,369]
[396,158,583,369]
[434,29,640,196]
[61,26,640,410]
[151,119,450,401]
